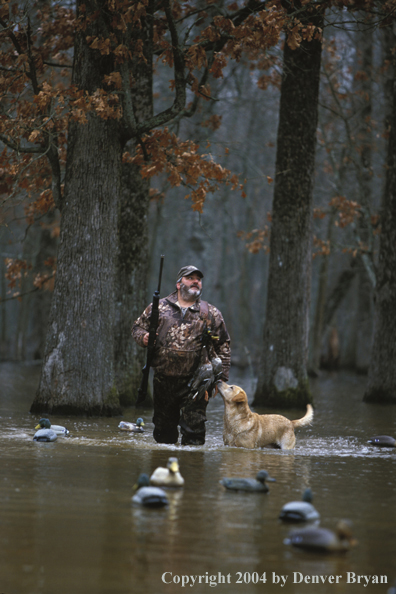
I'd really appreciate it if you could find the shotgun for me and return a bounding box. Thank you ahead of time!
[135,255,165,407]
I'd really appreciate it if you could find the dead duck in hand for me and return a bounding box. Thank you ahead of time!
[279,488,320,523]
[368,435,396,448]
[220,470,276,493]
[188,357,223,401]
[150,457,184,487]
[284,520,357,553]
[132,473,168,507]
[35,418,69,437]
[118,418,145,433]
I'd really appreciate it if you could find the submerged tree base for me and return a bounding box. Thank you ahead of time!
[363,389,396,404]
[30,385,123,416]
[29,401,123,416]
[252,379,313,409]
[117,373,153,408]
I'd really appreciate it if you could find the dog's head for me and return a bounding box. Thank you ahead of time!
[218,381,248,405]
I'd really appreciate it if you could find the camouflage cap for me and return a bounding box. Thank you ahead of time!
[176,265,204,281]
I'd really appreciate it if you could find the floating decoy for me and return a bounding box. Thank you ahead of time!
[150,457,184,487]
[284,520,357,553]
[35,418,69,436]
[387,580,396,594]
[220,469,276,493]
[132,473,168,507]
[279,488,320,523]
[118,418,145,432]
[33,428,58,442]
[368,435,396,448]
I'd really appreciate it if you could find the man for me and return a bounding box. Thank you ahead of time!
[132,265,231,445]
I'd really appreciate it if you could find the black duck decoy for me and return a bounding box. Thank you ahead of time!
[220,470,276,493]
[284,520,357,553]
[368,435,396,448]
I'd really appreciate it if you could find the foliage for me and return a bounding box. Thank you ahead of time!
[1,0,396,301]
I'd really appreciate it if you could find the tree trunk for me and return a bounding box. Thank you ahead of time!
[354,23,374,373]
[31,211,59,360]
[115,154,151,406]
[114,5,154,406]
[364,24,396,404]
[31,0,122,415]
[253,7,323,408]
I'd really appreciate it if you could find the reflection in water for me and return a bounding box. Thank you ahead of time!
[0,362,395,594]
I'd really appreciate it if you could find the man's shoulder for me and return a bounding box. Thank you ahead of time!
[205,301,224,319]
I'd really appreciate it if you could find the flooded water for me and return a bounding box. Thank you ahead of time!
[1,362,396,594]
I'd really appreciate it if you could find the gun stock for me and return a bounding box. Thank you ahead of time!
[136,255,164,407]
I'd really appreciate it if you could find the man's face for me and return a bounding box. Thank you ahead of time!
[177,272,202,301]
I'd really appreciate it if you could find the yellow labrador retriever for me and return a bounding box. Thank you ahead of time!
[218,381,313,450]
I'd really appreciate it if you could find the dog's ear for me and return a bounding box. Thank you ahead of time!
[232,390,246,403]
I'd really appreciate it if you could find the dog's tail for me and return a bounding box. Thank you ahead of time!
[292,404,314,428]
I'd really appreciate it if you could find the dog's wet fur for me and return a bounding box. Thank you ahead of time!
[218,381,313,450]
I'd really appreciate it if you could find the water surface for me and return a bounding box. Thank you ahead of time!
[1,363,395,594]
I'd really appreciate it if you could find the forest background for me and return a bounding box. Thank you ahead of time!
[1,0,395,415]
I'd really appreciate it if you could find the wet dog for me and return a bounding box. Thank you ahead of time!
[218,381,313,450]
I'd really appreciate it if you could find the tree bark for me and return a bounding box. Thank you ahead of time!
[354,23,374,373]
[364,24,396,404]
[114,4,154,406]
[253,6,324,408]
[31,0,122,415]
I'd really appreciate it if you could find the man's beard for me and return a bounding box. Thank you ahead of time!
[179,282,202,302]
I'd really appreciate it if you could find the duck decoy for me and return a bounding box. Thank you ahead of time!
[279,488,320,523]
[118,418,145,432]
[35,418,69,436]
[150,457,184,487]
[284,520,357,553]
[220,470,276,493]
[33,428,58,442]
[132,473,168,507]
[368,435,396,448]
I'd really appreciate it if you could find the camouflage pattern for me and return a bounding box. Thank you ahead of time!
[132,291,231,379]
[152,374,208,445]
[176,265,203,281]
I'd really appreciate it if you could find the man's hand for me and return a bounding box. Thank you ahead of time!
[143,332,158,347]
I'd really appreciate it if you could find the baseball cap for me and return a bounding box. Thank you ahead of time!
[176,265,204,281]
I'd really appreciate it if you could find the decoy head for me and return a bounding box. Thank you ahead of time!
[336,520,358,548]
[133,473,150,491]
[256,470,276,484]
[167,457,180,474]
[302,487,313,503]
[35,418,51,430]
[136,418,145,427]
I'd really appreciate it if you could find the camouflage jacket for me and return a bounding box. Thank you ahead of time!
[132,291,231,379]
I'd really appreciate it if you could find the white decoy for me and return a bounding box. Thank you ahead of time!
[118,418,145,432]
[150,457,184,487]
[132,474,168,507]
[35,418,69,436]
[279,488,320,523]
